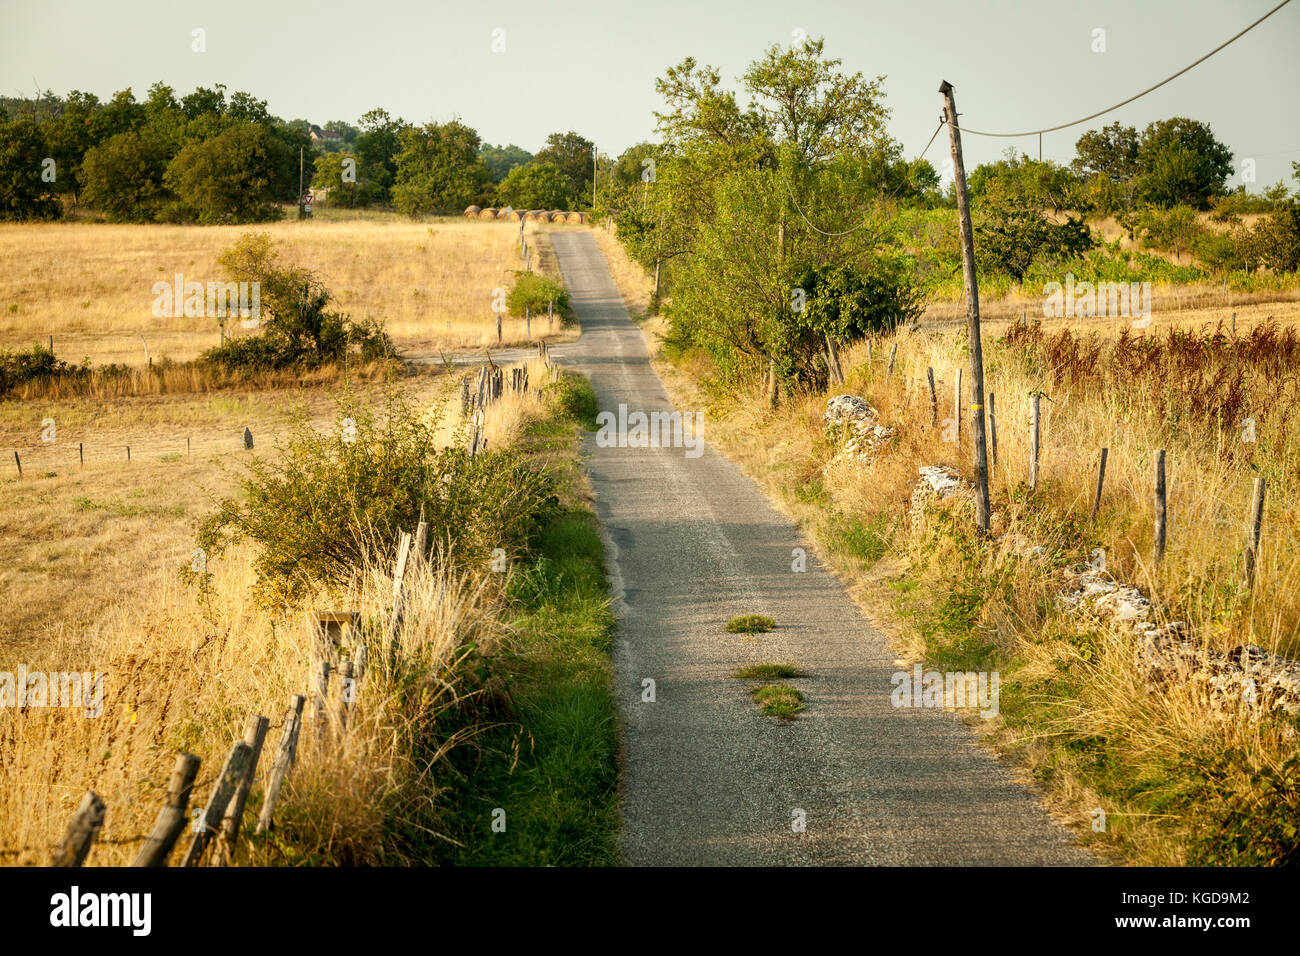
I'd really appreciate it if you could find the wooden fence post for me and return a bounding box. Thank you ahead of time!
[180,740,253,867]
[460,378,470,416]
[1154,449,1167,564]
[13,451,20,478]
[51,791,106,866]
[255,695,306,834]
[988,392,998,468]
[1091,447,1108,520]
[217,715,270,865]
[1243,475,1266,592]
[131,753,200,867]
[1029,394,1041,490]
[80,442,84,465]
[767,360,778,410]
[927,368,937,427]
[887,342,898,375]
[338,661,355,729]
[548,299,554,331]
[314,661,332,744]
[387,532,413,653]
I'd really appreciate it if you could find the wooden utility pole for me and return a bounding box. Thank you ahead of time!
[1154,450,1167,564]
[940,81,991,532]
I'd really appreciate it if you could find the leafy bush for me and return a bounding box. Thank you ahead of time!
[0,344,84,396]
[196,391,559,603]
[201,233,393,371]
[506,271,568,318]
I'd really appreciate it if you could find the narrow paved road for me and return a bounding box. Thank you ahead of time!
[549,231,1091,866]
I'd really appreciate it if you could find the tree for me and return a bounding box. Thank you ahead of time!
[312,152,360,207]
[80,130,169,222]
[0,118,60,220]
[1134,117,1233,209]
[391,119,489,215]
[969,149,1077,212]
[164,123,292,222]
[975,182,1093,283]
[479,143,532,182]
[496,161,570,210]
[535,130,596,207]
[1137,205,1202,264]
[354,108,406,205]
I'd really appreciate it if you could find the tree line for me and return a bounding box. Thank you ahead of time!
[0,85,606,222]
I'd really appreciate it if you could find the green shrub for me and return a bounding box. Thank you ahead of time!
[201,233,394,372]
[196,390,558,603]
[507,271,568,318]
[0,344,86,396]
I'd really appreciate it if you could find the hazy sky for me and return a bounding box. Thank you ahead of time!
[1,0,1296,188]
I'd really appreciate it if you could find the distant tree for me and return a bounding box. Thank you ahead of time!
[479,143,532,182]
[1134,117,1233,209]
[391,119,489,215]
[975,183,1092,283]
[969,149,1077,212]
[1247,201,1300,274]
[354,108,406,204]
[1137,204,1203,264]
[0,118,60,220]
[164,123,292,222]
[496,161,571,210]
[80,130,170,222]
[535,130,596,207]
[312,152,360,207]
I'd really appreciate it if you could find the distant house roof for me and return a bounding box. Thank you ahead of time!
[309,124,342,143]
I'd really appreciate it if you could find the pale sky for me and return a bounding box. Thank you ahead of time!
[1,0,1296,188]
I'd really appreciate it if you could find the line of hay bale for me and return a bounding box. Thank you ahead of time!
[461,206,590,224]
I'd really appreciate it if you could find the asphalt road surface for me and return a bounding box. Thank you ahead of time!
[549,230,1092,867]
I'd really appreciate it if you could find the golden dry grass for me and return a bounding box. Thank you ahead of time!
[0,357,549,866]
[0,212,573,366]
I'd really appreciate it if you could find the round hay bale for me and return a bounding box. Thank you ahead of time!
[495,208,512,220]
[463,205,482,218]
[504,208,523,221]
[479,207,499,220]
[525,209,546,221]
[565,211,584,224]
[547,210,565,223]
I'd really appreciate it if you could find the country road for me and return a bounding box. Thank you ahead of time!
[548,230,1092,866]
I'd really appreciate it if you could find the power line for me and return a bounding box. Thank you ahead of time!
[959,0,1293,138]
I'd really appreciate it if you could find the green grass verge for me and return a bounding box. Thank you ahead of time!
[435,370,618,866]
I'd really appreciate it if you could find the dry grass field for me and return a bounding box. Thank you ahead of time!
[0,355,555,865]
[0,210,574,367]
[0,371,450,652]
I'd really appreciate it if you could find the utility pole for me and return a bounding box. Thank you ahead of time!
[298,146,304,220]
[940,80,991,533]
[592,144,598,209]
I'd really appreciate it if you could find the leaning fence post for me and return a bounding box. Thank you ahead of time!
[13,451,20,478]
[1154,449,1167,564]
[1243,475,1266,592]
[927,368,937,427]
[255,695,306,834]
[131,753,200,867]
[338,661,355,729]
[314,661,332,744]
[887,342,898,374]
[1091,447,1108,520]
[217,715,270,865]
[180,740,253,867]
[51,791,106,866]
[1028,393,1041,490]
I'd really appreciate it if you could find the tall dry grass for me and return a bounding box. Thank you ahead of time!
[0,358,550,866]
